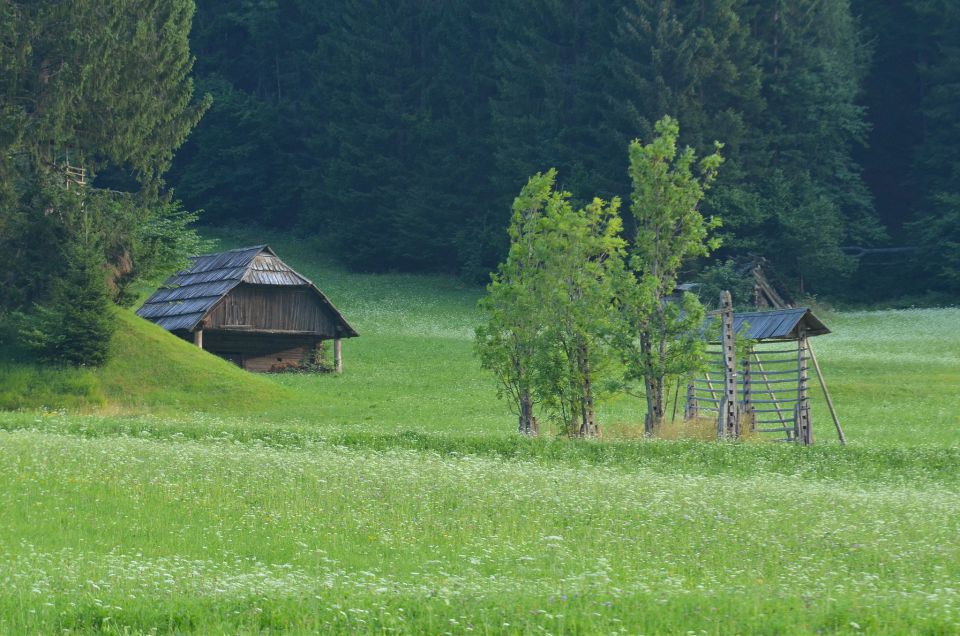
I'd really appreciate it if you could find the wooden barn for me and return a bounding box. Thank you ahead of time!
[137,245,358,372]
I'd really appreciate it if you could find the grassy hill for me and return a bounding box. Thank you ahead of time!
[1,230,958,633]
[0,308,291,414]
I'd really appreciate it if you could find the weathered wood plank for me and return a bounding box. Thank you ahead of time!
[719,291,740,440]
[206,285,341,337]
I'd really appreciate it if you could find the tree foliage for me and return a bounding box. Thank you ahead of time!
[22,238,116,368]
[623,116,722,435]
[476,170,627,437]
[475,172,555,435]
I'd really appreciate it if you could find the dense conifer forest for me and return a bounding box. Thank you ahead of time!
[2,0,959,366]
[167,0,959,299]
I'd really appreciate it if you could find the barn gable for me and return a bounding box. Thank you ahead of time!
[137,245,357,338]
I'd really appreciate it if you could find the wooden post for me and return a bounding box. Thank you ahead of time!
[684,375,698,420]
[797,332,811,445]
[334,338,343,374]
[193,328,203,350]
[719,291,740,440]
[807,341,846,445]
[742,347,754,431]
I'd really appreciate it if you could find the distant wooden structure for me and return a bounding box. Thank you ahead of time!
[687,294,844,445]
[672,258,795,310]
[747,258,793,309]
[137,246,357,372]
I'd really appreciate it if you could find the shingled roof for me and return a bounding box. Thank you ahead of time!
[703,307,829,342]
[136,245,358,336]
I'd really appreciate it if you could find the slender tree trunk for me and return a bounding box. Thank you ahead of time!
[519,388,536,436]
[641,331,664,436]
[645,375,664,435]
[577,341,598,437]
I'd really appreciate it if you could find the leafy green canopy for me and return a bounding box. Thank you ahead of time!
[622,116,722,434]
[476,169,627,436]
[478,117,721,436]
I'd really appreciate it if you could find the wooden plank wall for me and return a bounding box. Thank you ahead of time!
[206,285,338,336]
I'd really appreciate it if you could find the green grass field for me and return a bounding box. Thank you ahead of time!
[0,230,958,633]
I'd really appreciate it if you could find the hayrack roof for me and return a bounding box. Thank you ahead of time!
[136,245,358,336]
[703,307,829,342]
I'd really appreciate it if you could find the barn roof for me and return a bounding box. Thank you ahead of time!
[136,245,358,336]
[703,307,829,342]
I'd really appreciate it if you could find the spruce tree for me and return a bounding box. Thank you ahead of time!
[908,0,960,291]
[170,0,313,228]
[746,0,881,291]
[490,1,620,209]
[301,0,496,272]
[0,0,209,365]
[608,0,764,265]
[0,1,209,187]
[25,242,116,367]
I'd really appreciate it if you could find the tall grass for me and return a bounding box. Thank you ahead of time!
[0,431,957,634]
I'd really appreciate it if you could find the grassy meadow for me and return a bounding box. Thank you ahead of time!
[0,230,958,633]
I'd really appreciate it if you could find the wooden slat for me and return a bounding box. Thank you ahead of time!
[737,377,797,385]
[746,368,801,376]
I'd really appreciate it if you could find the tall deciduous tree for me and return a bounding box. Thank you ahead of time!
[475,172,555,435]
[623,116,722,435]
[476,169,627,437]
[533,190,626,437]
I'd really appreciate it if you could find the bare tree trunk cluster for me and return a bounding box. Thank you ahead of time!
[641,331,664,436]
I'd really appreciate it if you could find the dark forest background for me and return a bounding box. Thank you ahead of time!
[168,0,959,300]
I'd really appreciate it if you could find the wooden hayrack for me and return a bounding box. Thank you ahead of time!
[686,292,845,445]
